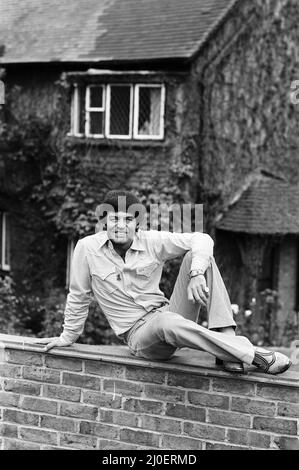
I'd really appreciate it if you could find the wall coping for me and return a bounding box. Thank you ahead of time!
[0,333,298,387]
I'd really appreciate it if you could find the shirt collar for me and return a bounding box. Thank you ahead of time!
[95,230,146,252]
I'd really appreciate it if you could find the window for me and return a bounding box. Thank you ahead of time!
[70,83,165,140]
[0,212,10,271]
[86,85,105,137]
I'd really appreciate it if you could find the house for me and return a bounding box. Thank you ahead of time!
[0,0,298,344]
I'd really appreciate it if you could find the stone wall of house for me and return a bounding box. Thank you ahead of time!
[189,0,299,331]
[195,0,299,211]
[0,335,299,450]
[0,63,203,297]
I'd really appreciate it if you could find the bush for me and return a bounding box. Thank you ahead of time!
[0,275,120,345]
[0,275,45,336]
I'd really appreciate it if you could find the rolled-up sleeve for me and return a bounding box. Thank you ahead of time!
[60,239,92,344]
[149,231,214,273]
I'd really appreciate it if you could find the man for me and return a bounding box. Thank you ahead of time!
[39,190,291,374]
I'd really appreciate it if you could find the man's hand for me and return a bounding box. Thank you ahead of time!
[187,275,209,307]
[35,337,73,352]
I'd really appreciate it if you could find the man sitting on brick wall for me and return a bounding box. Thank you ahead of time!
[38,190,291,375]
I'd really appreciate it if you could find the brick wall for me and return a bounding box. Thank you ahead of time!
[0,334,299,450]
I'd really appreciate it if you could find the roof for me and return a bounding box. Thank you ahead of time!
[215,173,299,235]
[0,0,238,64]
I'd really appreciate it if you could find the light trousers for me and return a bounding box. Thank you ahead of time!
[124,252,255,365]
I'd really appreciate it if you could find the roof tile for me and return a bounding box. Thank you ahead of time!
[0,0,237,64]
[216,175,299,235]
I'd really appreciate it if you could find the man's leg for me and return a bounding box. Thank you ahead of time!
[127,309,254,364]
[168,251,236,329]
[164,251,291,374]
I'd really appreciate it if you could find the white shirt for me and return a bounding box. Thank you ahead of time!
[60,229,214,343]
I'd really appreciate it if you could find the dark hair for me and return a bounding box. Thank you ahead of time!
[99,189,142,220]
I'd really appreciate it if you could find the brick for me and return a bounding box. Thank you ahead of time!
[6,350,43,366]
[226,429,270,449]
[100,409,139,428]
[256,384,299,403]
[62,372,101,390]
[248,431,271,449]
[85,360,125,378]
[212,378,255,396]
[274,436,299,450]
[45,356,83,371]
[125,366,165,384]
[3,379,41,396]
[0,423,18,438]
[162,434,203,450]
[60,432,97,449]
[43,384,81,402]
[3,409,39,426]
[123,398,163,415]
[226,429,249,446]
[184,422,225,441]
[144,384,185,403]
[231,397,276,416]
[23,366,60,384]
[0,363,22,379]
[98,439,144,450]
[188,391,229,409]
[165,403,206,422]
[2,438,41,450]
[19,427,58,445]
[80,421,119,439]
[120,428,160,447]
[277,402,299,418]
[167,372,209,390]
[141,415,181,434]
[60,402,98,420]
[20,396,58,414]
[41,414,77,433]
[82,390,121,409]
[0,391,20,407]
[206,442,247,450]
[208,409,251,428]
[253,417,297,435]
[103,379,143,397]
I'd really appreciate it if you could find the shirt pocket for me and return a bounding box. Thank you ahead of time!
[136,261,160,278]
[90,262,118,293]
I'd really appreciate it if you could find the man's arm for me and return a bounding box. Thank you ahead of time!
[149,230,214,306]
[38,239,92,351]
[149,230,214,272]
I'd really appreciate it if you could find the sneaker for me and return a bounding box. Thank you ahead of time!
[252,349,292,375]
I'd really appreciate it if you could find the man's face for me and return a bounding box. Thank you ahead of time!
[106,211,137,245]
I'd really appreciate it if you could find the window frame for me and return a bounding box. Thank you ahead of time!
[70,84,84,137]
[105,83,133,140]
[85,84,105,138]
[70,82,165,141]
[1,212,10,271]
[133,83,165,140]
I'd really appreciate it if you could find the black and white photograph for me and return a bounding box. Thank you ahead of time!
[0,0,298,457]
